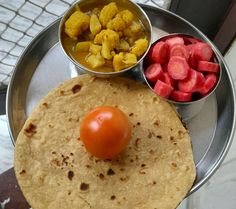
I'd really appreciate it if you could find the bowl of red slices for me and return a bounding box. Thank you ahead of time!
[142,33,222,120]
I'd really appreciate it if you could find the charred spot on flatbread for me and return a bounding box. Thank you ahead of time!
[72,84,82,93]
[23,123,37,137]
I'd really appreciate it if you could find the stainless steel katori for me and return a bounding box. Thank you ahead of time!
[141,33,223,121]
[6,4,236,195]
[59,0,152,77]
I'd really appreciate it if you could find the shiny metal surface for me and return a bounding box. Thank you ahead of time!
[58,0,152,77]
[141,33,223,121]
[6,5,236,195]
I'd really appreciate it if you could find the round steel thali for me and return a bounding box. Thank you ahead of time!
[6,4,236,194]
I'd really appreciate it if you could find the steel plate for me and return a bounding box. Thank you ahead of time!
[6,4,236,194]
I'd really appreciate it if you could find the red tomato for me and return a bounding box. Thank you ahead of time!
[80,106,132,159]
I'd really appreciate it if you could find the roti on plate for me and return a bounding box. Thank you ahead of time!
[14,74,196,209]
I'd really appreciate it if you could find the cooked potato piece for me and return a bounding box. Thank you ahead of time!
[131,38,148,57]
[123,53,137,65]
[89,44,102,54]
[119,10,133,25]
[75,41,91,52]
[107,15,126,32]
[94,29,119,48]
[113,52,137,71]
[90,14,101,35]
[116,39,130,52]
[65,11,90,40]
[101,41,114,60]
[99,2,118,27]
[124,21,143,38]
[87,53,105,68]
[130,21,142,33]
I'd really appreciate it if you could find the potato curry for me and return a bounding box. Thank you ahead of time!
[62,2,149,72]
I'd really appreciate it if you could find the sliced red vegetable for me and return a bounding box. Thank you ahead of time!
[170,44,189,60]
[144,63,163,83]
[195,72,205,91]
[167,56,189,80]
[166,37,184,48]
[154,80,173,98]
[198,61,220,73]
[193,42,213,61]
[188,53,198,69]
[161,72,175,87]
[170,90,192,102]
[186,44,196,54]
[178,69,198,92]
[199,73,217,95]
[162,63,168,72]
[151,41,169,65]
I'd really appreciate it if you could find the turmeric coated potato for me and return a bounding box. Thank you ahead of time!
[101,41,113,60]
[87,53,105,68]
[90,14,101,36]
[113,52,137,71]
[65,11,90,40]
[99,2,118,27]
[89,44,102,54]
[115,39,130,52]
[63,2,149,72]
[131,38,148,57]
[75,41,91,52]
[119,10,133,25]
[107,15,126,32]
[94,29,119,48]
[124,21,143,37]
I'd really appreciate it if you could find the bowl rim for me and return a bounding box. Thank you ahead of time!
[58,0,153,76]
[141,33,222,105]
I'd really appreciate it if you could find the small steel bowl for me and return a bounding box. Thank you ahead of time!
[142,33,222,121]
[59,0,152,77]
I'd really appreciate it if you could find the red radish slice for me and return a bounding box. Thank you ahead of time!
[162,72,175,87]
[151,41,169,65]
[178,69,199,92]
[186,44,196,54]
[188,53,198,69]
[167,56,190,80]
[154,80,173,98]
[199,73,217,95]
[166,37,184,48]
[193,42,213,61]
[187,44,198,69]
[144,63,163,82]
[198,61,220,73]
[162,63,168,72]
[171,90,192,102]
[195,72,205,91]
[170,44,189,60]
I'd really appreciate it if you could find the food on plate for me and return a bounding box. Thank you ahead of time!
[80,106,132,159]
[64,11,90,40]
[144,35,220,102]
[62,2,149,72]
[14,74,196,209]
